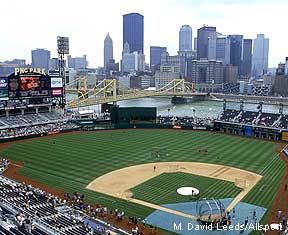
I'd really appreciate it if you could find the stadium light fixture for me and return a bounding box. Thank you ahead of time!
[57,37,69,54]
[57,36,69,110]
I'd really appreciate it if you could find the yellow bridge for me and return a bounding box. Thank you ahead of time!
[66,78,204,109]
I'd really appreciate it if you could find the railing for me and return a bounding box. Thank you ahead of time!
[0,176,63,235]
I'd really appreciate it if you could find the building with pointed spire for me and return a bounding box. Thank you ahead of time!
[123,41,130,54]
[104,33,113,70]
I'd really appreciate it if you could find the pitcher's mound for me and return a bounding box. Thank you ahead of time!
[177,187,199,196]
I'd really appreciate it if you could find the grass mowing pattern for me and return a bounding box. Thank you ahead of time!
[0,130,285,222]
[131,172,242,205]
[242,153,285,228]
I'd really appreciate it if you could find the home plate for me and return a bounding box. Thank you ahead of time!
[177,187,199,196]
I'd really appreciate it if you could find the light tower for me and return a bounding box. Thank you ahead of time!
[57,36,69,109]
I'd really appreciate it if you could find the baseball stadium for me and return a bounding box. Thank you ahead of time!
[0,70,288,235]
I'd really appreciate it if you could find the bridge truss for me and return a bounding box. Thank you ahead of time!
[66,78,194,109]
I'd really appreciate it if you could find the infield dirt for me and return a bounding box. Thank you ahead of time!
[87,162,262,220]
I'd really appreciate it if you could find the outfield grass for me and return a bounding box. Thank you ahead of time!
[131,172,242,205]
[0,130,285,224]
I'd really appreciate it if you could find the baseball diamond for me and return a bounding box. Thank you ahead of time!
[0,129,286,235]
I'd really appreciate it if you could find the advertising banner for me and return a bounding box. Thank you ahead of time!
[51,77,63,88]
[47,130,60,135]
[52,89,63,97]
[0,78,8,100]
[282,131,288,141]
[0,78,8,89]
[245,126,253,137]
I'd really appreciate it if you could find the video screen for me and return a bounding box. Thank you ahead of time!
[20,77,40,91]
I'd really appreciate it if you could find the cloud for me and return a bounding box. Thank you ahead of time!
[0,0,286,67]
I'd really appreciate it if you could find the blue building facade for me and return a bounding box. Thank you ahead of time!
[241,39,252,77]
[150,46,167,67]
[123,13,144,54]
[31,49,51,72]
[229,35,243,74]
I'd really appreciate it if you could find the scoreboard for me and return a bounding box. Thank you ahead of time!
[0,68,65,109]
[7,68,51,99]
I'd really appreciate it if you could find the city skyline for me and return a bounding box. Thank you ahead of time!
[0,0,287,68]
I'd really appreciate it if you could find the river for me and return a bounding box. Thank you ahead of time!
[66,95,285,118]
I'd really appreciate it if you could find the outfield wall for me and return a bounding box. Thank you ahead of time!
[1,121,283,143]
[115,123,213,130]
[0,123,214,143]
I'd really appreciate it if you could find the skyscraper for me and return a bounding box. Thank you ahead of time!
[194,37,197,51]
[160,53,186,76]
[252,34,269,77]
[122,42,145,72]
[123,13,144,53]
[208,35,217,60]
[31,49,50,72]
[241,39,252,77]
[197,26,217,60]
[216,36,230,65]
[49,58,60,70]
[188,60,224,86]
[67,55,88,70]
[179,25,192,52]
[150,46,167,67]
[285,57,288,76]
[104,33,113,69]
[229,35,243,74]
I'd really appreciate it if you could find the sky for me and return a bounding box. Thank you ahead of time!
[0,0,287,68]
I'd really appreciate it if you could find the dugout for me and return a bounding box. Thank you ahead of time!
[110,106,156,124]
[101,103,115,113]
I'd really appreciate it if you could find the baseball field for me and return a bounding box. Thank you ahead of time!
[0,129,286,234]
